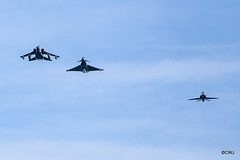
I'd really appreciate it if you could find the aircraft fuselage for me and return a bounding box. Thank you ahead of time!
[35,52,44,60]
[80,58,87,66]
[34,47,43,60]
[29,46,51,61]
[200,95,207,102]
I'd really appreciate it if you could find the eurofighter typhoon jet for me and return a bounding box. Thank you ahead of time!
[188,92,218,102]
[67,57,103,73]
[20,46,59,61]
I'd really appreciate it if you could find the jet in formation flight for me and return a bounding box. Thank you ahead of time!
[188,92,218,102]
[67,57,104,73]
[20,46,59,61]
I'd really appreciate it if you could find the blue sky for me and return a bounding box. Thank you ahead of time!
[0,0,239,159]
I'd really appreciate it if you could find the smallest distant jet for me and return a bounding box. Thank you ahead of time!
[188,92,218,102]
[20,46,59,61]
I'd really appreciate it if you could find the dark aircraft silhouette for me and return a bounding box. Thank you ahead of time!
[188,92,218,102]
[66,57,104,73]
[20,46,59,61]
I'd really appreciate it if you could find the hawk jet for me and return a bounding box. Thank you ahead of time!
[188,92,218,102]
[66,57,103,73]
[20,46,59,61]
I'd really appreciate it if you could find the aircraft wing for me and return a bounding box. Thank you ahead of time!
[188,98,201,101]
[20,51,34,59]
[66,65,84,72]
[66,65,103,72]
[43,50,60,59]
[87,65,103,72]
[206,97,218,100]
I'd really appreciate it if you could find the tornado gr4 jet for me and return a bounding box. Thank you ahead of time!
[188,92,218,102]
[20,46,59,61]
[66,57,103,73]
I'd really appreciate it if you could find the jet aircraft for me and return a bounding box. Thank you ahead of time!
[66,57,103,73]
[188,92,218,102]
[20,46,59,61]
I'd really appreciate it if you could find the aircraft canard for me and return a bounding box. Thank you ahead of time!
[20,46,59,61]
[66,57,103,73]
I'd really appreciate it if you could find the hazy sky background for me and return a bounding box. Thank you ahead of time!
[0,0,239,159]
